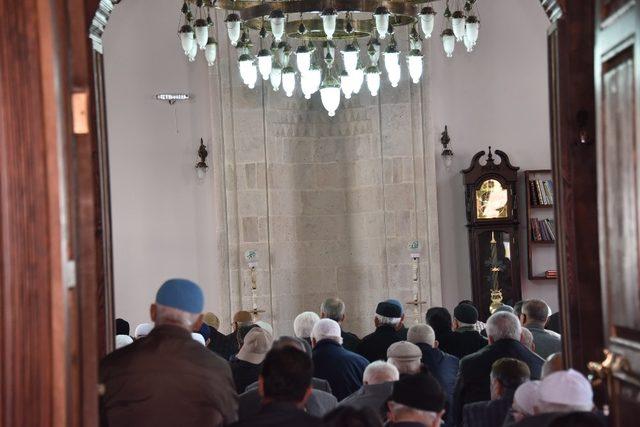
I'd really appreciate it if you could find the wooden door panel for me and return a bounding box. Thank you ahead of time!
[601,49,640,331]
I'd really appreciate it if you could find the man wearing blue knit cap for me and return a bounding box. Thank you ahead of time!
[99,279,238,427]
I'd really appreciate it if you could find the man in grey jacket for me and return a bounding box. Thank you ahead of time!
[520,300,561,360]
[339,361,399,415]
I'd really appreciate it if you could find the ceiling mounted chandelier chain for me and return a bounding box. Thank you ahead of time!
[177,0,481,117]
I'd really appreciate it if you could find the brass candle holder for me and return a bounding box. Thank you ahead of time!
[405,240,427,324]
[244,250,265,321]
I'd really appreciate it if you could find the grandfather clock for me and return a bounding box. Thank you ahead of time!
[462,147,521,320]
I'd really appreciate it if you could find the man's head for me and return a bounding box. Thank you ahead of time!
[320,297,346,323]
[521,299,550,326]
[486,312,522,344]
[150,279,205,332]
[374,300,404,328]
[363,360,400,385]
[493,304,515,315]
[388,373,446,427]
[453,303,479,330]
[538,369,594,413]
[232,310,253,332]
[425,307,452,336]
[272,336,309,355]
[115,318,130,336]
[489,358,531,400]
[407,324,437,348]
[387,341,423,375]
[542,352,564,379]
[513,300,527,318]
[258,346,313,406]
[512,380,541,422]
[203,312,221,330]
[293,311,320,339]
[134,322,154,339]
[310,318,343,347]
[237,327,273,364]
[520,328,535,352]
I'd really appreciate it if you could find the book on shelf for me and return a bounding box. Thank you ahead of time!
[530,218,555,242]
[529,178,554,206]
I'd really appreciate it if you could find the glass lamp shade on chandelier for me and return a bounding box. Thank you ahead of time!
[178,0,481,117]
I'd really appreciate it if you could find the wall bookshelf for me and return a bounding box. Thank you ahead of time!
[525,170,557,280]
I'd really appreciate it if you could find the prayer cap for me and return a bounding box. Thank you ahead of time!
[376,301,403,318]
[454,303,479,324]
[538,369,593,408]
[387,341,422,362]
[238,327,273,364]
[115,334,133,349]
[233,310,253,323]
[134,322,154,338]
[203,312,220,329]
[513,380,541,416]
[192,332,206,345]
[391,373,446,412]
[155,278,204,314]
[312,318,342,339]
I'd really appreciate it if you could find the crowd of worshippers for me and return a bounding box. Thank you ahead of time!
[103,279,603,427]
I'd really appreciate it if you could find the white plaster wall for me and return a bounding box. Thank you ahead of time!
[429,0,559,312]
[104,0,558,331]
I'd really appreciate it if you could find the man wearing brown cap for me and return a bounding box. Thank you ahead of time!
[214,310,253,360]
[387,373,447,427]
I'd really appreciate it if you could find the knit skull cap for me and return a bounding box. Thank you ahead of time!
[454,303,479,324]
[376,301,403,318]
[155,278,204,314]
[312,318,342,340]
[387,341,423,362]
[538,369,593,408]
[391,373,446,412]
[387,299,405,315]
[513,380,541,416]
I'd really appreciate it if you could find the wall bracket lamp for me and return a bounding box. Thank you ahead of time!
[195,138,208,179]
[440,125,454,170]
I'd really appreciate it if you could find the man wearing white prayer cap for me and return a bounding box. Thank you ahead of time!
[134,322,154,339]
[311,318,370,401]
[115,334,133,349]
[100,278,238,427]
[509,380,541,423]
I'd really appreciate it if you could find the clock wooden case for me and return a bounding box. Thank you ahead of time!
[462,148,521,320]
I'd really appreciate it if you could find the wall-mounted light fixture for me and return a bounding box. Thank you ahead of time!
[440,125,454,170]
[155,93,190,105]
[195,138,208,180]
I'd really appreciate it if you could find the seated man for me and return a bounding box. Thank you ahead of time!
[520,328,535,352]
[230,327,273,393]
[520,300,561,359]
[462,358,531,427]
[231,347,324,427]
[425,307,455,353]
[312,318,370,401]
[387,373,447,427]
[321,297,360,351]
[407,323,459,404]
[387,341,424,376]
[356,300,405,362]
[99,279,238,427]
[220,310,254,360]
[293,311,320,346]
[451,312,544,427]
[447,303,488,359]
[339,361,399,415]
[238,337,337,419]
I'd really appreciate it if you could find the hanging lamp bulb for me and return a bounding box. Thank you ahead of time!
[270,61,282,91]
[387,63,401,87]
[463,35,474,52]
[465,16,480,46]
[321,8,338,40]
[451,11,466,42]
[187,37,198,61]
[301,72,315,99]
[365,65,381,96]
[282,66,296,97]
[441,29,455,58]
[309,63,322,94]
[320,71,341,117]
[351,64,364,94]
[269,9,286,42]
[295,44,312,75]
[195,19,209,50]
[179,24,195,55]
[341,43,359,74]
[205,37,218,66]
[340,70,354,100]
[245,62,258,89]
[406,49,423,84]
[373,6,390,40]
[418,7,436,39]
[257,49,273,80]
[238,53,254,84]
[225,14,241,46]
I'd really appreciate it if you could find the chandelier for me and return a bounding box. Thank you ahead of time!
[177,0,481,117]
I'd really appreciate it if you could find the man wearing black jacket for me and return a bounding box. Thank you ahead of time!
[356,300,405,362]
[444,303,488,360]
[451,312,544,427]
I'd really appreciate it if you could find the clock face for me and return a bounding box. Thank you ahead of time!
[476,179,509,220]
